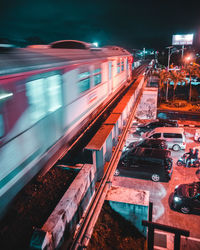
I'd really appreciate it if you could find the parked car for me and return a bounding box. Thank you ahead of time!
[115,147,173,182]
[125,138,168,151]
[143,127,186,151]
[194,129,200,142]
[136,119,178,134]
[170,182,200,214]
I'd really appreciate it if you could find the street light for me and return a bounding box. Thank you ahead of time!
[184,54,194,67]
[166,46,174,70]
[166,46,179,70]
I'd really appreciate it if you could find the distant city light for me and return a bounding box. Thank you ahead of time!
[93,42,98,47]
[185,56,192,61]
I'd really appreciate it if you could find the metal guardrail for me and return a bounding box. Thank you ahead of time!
[142,220,190,250]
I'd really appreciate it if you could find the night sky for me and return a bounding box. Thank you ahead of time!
[0,0,200,50]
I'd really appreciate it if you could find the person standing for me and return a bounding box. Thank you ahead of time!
[193,148,199,161]
[185,148,194,168]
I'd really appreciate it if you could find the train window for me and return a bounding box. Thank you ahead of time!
[126,58,129,70]
[0,114,4,137]
[94,73,101,85]
[46,75,62,112]
[26,79,46,122]
[109,62,112,80]
[78,68,91,93]
[78,78,90,93]
[78,71,90,79]
[117,61,120,74]
[93,68,101,86]
[93,68,101,74]
[121,60,124,71]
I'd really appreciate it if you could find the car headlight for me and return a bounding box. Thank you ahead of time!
[175,185,179,190]
[174,196,181,202]
[136,128,140,131]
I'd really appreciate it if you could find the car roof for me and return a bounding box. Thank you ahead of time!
[139,119,177,127]
[133,147,170,158]
[158,118,177,123]
[151,127,184,133]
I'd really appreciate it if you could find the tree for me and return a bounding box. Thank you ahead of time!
[157,69,171,101]
[169,70,186,102]
[184,64,200,102]
[153,69,166,101]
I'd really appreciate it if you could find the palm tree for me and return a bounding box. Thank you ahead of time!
[184,64,200,102]
[156,69,171,101]
[163,71,172,102]
[169,70,186,102]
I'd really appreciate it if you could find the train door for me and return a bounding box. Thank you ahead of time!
[43,74,63,149]
[26,73,63,153]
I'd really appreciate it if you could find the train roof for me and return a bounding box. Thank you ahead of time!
[0,41,132,77]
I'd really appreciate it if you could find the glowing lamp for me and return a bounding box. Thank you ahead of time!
[93,42,98,47]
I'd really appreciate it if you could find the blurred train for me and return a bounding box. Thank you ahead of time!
[0,40,133,215]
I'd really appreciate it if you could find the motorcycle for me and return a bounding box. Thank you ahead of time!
[177,153,200,168]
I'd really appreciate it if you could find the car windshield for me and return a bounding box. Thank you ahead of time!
[178,184,200,198]
[136,140,145,146]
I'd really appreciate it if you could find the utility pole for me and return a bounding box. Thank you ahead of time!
[181,45,184,60]
[166,46,173,70]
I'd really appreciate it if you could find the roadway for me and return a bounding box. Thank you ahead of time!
[113,127,200,249]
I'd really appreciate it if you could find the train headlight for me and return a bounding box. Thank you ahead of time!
[174,196,181,202]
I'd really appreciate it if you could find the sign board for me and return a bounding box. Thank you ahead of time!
[172,34,193,45]
[136,88,158,120]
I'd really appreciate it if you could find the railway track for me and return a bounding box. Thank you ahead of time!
[69,75,144,250]
[0,64,147,250]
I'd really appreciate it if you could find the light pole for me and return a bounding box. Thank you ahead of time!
[166,46,174,70]
[166,46,180,70]
[143,48,146,60]
[181,45,184,60]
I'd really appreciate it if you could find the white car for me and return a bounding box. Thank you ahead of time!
[194,129,200,142]
[142,127,186,151]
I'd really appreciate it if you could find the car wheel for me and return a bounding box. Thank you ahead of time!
[151,174,160,182]
[177,160,183,166]
[114,169,120,176]
[166,159,172,168]
[172,144,181,151]
[180,206,190,214]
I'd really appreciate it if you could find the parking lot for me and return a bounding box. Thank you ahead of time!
[113,127,200,248]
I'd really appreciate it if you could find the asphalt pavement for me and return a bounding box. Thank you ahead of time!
[113,127,200,249]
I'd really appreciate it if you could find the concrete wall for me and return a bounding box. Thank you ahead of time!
[106,185,149,237]
[30,164,96,250]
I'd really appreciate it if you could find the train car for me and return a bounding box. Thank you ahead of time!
[0,40,133,216]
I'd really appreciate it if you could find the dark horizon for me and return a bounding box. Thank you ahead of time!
[0,0,200,51]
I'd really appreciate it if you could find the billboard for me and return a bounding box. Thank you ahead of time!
[172,34,193,45]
